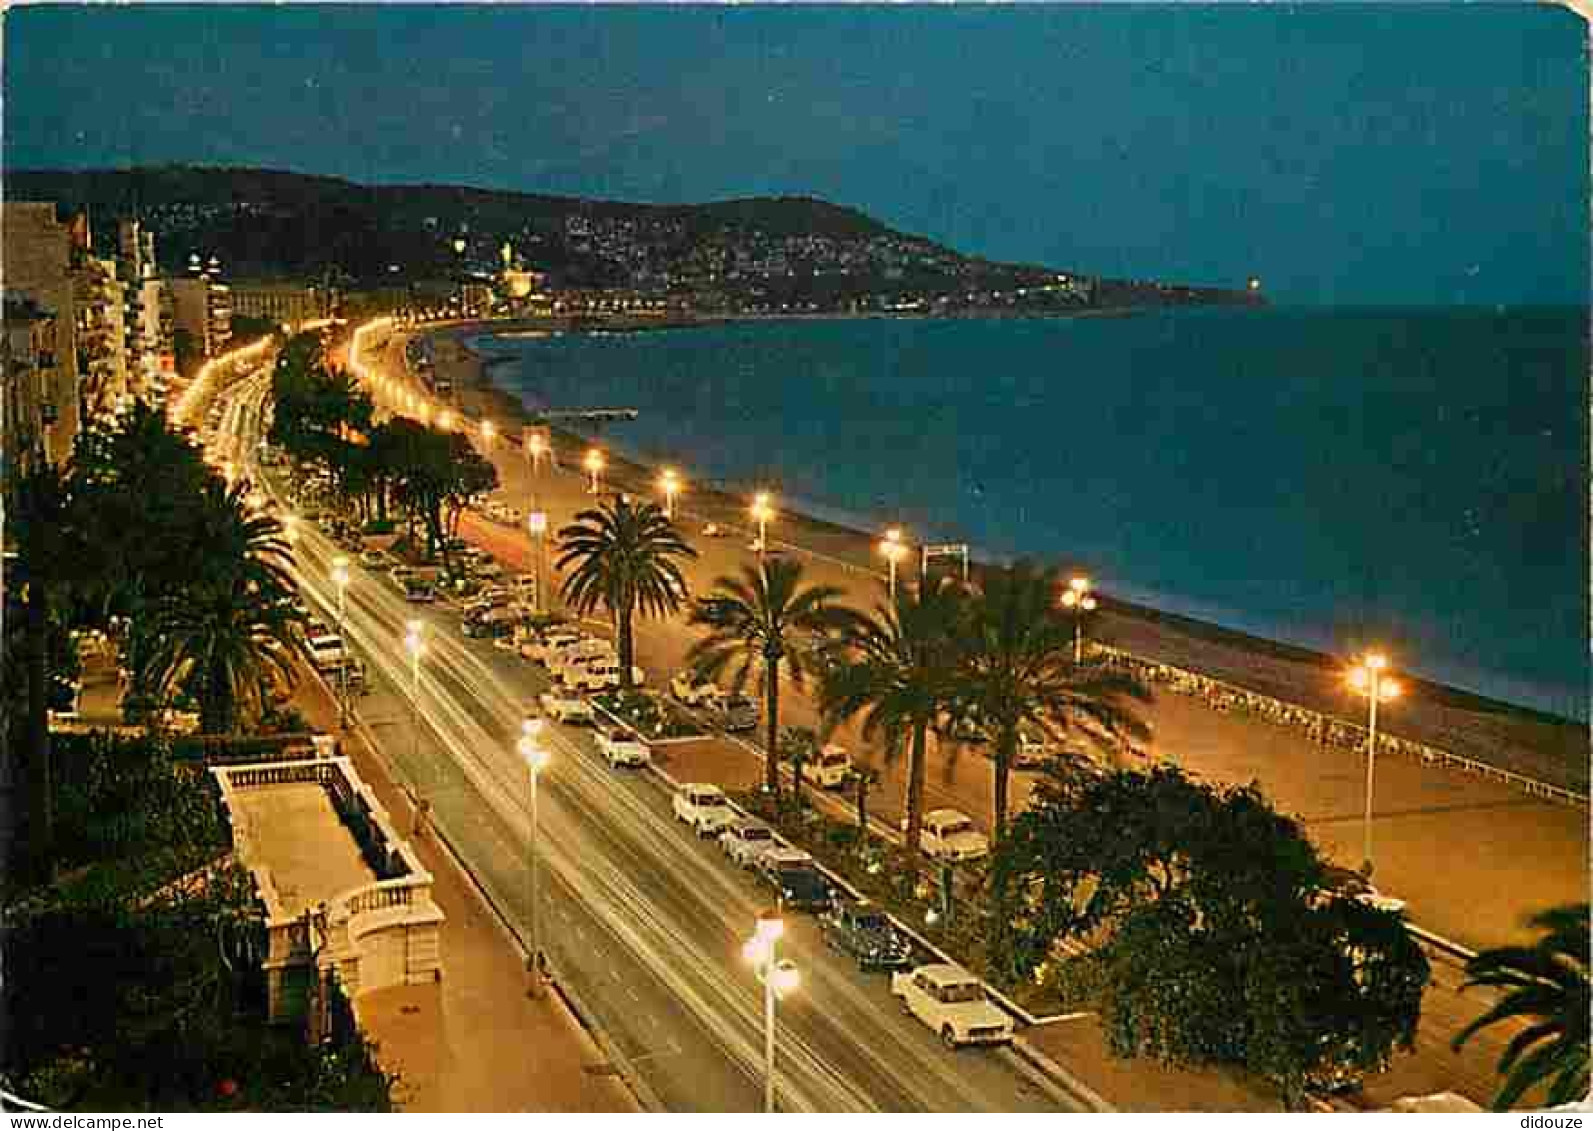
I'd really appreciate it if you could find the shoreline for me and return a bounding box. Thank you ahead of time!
[397,320,1588,791]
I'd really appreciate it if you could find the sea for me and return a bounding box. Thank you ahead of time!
[468,306,1589,721]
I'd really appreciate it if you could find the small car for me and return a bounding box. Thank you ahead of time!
[597,727,650,768]
[403,577,436,603]
[538,690,594,725]
[820,900,914,971]
[670,672,723,708]
[720,818,777,868]
[359,548,387,569]
[905,809,990,862]
[799,744,852,789]
[717,693,759,733]
[763,862,833,913]
[672,783,735,836]
[891,963,1012,1048]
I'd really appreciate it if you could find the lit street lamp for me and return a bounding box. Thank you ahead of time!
[331,556,352,728]
[742,910,799,1113]
[1348,652,1401,877]
[584,447,605,494]
[750,492,775,560]
[480,419,496,452]
[877,527,907,600]
[519,718,550,999]
[658,467,681,520]
[405,620,425,772]
[527,509,548,613]
[1060,576,1098,664]
[528,431,548,477]
[438,409,454,432]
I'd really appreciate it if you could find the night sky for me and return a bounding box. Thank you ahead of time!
[6,3,1586,306]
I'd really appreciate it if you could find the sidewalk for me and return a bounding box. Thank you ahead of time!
[292,672,640,1113]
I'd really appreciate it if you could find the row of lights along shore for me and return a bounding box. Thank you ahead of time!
[346,316,1409,886]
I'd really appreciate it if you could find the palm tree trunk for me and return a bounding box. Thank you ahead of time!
[617,600,635,691]
[904,720,928,874]
[763,660,781,799]
[203,657,232,735]
[993,724,1017,845]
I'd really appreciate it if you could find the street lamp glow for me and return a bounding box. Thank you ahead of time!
[584,447,606,494]
[480,419,496,449]
[518,733,550,773]
[438,409,454,431]
[745,909,796,1112]
[1347,651,1401,877]
[877,527,907,598]
[658,467,681,519]
[528,432,547,471]
[1060,576,1099,663]
[750,492,775,557]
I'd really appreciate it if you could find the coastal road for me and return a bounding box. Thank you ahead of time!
[220,372,1073,1114]
[358,326,1585,955]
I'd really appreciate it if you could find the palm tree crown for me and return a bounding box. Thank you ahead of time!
[556,495,697,689]
[958,562,1152,843]
[1453,902,1590,1110]
[819,576,967,866]
[687,558,849,798]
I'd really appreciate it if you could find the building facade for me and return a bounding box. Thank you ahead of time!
[228,280,331,328]
[2,202,81,466]
[2,292,62,475]
[169,255,233,373]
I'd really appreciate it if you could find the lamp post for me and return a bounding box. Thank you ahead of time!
[584,447,605,495]
[405,621,425,772]
[1347,652,1401,878]
[480,418,496,452]
[878,527,907,600]
[519,719,550,998]
[527,509,548,613]
[750,492,775,560]
[331,556,351,728]
[742,910,799,1113]
[438,409,454,432]
[1060,576,1098,664]
[658,467,681,520]
[528,431,547,477]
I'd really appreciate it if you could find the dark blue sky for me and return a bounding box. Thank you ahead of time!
[7,4,1587,305]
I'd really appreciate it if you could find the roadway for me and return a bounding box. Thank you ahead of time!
[214,371,1072,1113]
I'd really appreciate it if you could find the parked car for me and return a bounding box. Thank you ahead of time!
[762,861,833,913]
[403,577,436,603]
[820,900,914,971]
[800,744,853,789]
[306,631,346,672]
[754,845,815,880]
[527,628,584,664]
[539,690,594,725]
[672,783,735,836]
[596,727,650,768]
[390,563,416,586]
[670,672,722,708]
[905,809,990,862]
[890,963,1013,1048]
[359,548,387,569]
[473,556,504,581]
[563,659,645,693]
[717,693,759,733]
[720,819,778,868]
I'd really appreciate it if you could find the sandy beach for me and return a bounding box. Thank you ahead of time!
[410,317,1586,796]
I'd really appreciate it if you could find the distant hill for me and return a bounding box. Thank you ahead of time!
[4,165,1263,311]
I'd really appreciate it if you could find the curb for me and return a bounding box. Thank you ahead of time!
[1008,1034,1116,1113]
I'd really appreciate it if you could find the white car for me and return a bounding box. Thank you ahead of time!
[306,631,347,673]
[547,636,614,671]
[526,629,583,664]
[672,783,735,837]
[905,809,990,862]
[799,744,852,789]
[597,727,650,768]
[564,660,645,693]
[538,690,594,725]
[754,845,814,876]
[720,819,778,868]
[891,963,1013,1048]
[670,672,723,708]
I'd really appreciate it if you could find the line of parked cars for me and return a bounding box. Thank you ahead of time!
[668,672,760,733]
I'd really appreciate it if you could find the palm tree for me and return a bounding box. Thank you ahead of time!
[143,485,304,734]
[687,558,849,799]
[959,561,1153,845]
[1453,903,1590,1110]
[556,495,697,690]
[818,577,967,870]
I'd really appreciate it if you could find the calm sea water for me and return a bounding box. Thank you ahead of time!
[473,307,1589,720]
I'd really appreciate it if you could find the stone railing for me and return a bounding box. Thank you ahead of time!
[1094,644,1586,807]
[211,756,445,1022]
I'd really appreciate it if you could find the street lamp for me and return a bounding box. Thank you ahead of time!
[527,510,548,613]
[877,527,907,600]
[481,419,496,452]
[528,431,548,476]
[331,556,351,728]
[405,621,425,773]
[584,447,605,495]
[750,492,775,559]
[1060,576,1098,664]
[1347,652,1401,878]
[438,409,454,432]
[519,718,550,999]
[742,910,799,1113]
[658,467,681,520]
